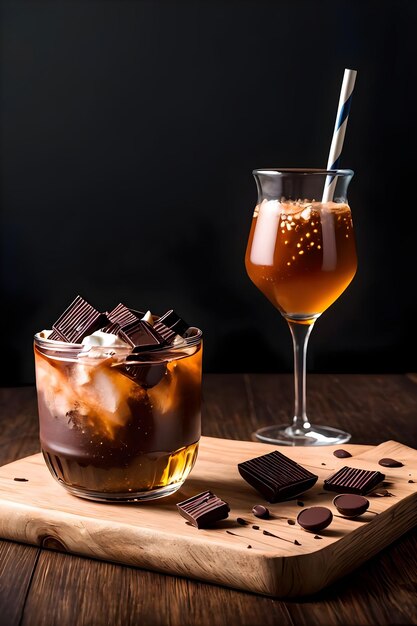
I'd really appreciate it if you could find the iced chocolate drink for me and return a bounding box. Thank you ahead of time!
[34,296,202,501]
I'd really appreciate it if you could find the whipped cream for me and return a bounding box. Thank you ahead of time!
[82,330,129,348]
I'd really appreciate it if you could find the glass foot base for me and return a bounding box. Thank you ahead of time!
[54,480,184,503]
[254,423,351,446]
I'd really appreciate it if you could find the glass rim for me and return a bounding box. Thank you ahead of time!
[34,326,203,355]
[252,168,354,177]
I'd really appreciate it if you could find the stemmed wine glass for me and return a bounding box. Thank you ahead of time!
[245,168,357,445]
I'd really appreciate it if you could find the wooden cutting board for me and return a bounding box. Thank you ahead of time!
[0,436,416,598]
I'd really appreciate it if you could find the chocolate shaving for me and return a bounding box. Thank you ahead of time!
[262,530,295,544]
[13,477,29,482]
[369,489,394,497]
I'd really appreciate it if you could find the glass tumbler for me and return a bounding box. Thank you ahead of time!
[34,328,202,501]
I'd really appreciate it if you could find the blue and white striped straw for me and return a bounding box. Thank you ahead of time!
[322,68,357,203]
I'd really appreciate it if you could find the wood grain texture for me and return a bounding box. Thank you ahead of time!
[1,376,417,625]
[0,437,416,598]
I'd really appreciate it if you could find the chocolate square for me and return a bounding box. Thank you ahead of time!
[323,466,385,495]
[107,303,140,327]
[119,319,165,349]
[154,309,189,343]
[238,450,318,503]
[49,295,105,343]
[177,491,230,528]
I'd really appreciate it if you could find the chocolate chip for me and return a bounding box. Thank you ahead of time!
[333,494,369,518]
[408,480,415,484]
[378,458,404,468]
[314,535,322,539]
[237,451,318,503]
[297,501,304,507]
[177,491,229,528]
[252,504,269,519]
[236,517,249,526]
[294,540,302,546]
[252,525,260,530]
[297,507,333,532]
[247,545,252,549]
[333,449,352,458]
[287,519,296,525]
[324,466,385,495]
[13,477,29,482]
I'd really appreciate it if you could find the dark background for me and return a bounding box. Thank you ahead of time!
[1,0,416,385]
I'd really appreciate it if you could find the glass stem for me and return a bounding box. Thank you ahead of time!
[287,320,315,433]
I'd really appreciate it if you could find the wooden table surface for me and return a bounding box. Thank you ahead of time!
[1,373,417,626]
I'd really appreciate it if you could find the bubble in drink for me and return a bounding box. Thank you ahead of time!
[245,200,357,322]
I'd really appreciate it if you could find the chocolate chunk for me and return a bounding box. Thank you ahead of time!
[120,362,167,388]
[252,525,260,530]
[333,494,369,518]
[49,295,105,343]
[252,504,269,519]
[176,491,229,529]
[323,466,385,495]
[99,321,123,335]
[297,507,333,532]
[237,450,318,503]
[370,489,393,497]
[120,319,165,349]
[333,449,352,458]
[378,458,404,468]
[154,309,190,343]
[107,303,141,327]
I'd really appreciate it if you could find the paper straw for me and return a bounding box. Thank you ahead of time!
[322,68,357,202]
[321,68,357,271]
